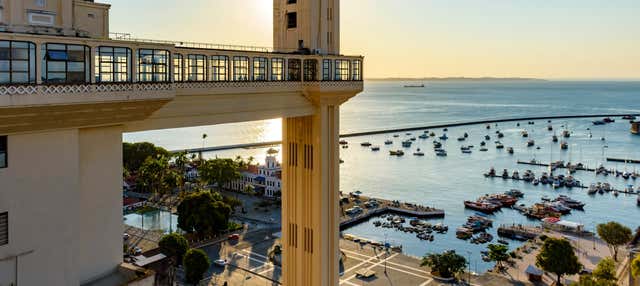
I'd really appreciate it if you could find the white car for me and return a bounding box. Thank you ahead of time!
[213,259,227,267]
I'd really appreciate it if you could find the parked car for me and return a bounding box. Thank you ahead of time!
[123,233,130,240]
[214,259,228,267]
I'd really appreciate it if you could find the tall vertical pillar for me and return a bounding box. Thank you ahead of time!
[282,99,341,286]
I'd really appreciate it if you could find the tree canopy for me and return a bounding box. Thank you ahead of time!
[536,237,582,286]
[632,255,640,279]
[572,258,617,286]
[198,158,241,189]
[123,142,169,173]
[177,191,232,236]
[420,250,467,278]
[183,248,210,284]
[137,155,182,195]
[159,233,189,265]
[597,221,632,261]
[487,244,509,269]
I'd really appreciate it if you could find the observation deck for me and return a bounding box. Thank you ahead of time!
[0,32,363,134]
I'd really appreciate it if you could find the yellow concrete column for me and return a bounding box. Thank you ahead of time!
[282,101,340,286]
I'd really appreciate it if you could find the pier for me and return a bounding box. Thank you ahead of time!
[607,157,640,164]
[516,160,597,173]
[339,195,445,230]
[497,224,541,241]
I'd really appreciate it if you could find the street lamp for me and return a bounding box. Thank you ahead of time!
[466,251,472,284]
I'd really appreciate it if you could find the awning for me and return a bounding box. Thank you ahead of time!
[557,220,583,229]
[133,253,166,267]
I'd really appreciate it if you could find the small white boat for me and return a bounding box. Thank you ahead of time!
[384,140,393,145]
[413,148,425,156]
[371,146,380,151]
[361,142,372,147]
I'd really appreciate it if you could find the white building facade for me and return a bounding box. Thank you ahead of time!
[228,155,282,198]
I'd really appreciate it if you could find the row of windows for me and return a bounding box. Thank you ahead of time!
[0,40,363,84]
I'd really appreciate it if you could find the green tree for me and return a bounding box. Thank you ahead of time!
[572,257,618,286]
[159,233,189,265]
[123,142,169,173]
[592,258,616,282]
[420,250,467,278]
[183,248,210,284]
[632,255,640,278]
[198,158,241,190]
[137,155,182,197]
[177,191,232,236]
[536,237,582,285]
[487,244,510,269]
[597,221,632,261]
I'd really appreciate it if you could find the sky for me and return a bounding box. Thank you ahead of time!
[105,0,640,80]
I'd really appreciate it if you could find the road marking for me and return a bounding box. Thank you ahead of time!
[340,253,399,284]
[340,280,360,286]
[240,249,271,261]
[340,253,380,275]
[342,248,430,275]
[419,278,434,286]
[230,252,269,267]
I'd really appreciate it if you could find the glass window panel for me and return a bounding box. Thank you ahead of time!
[11,48,29,60]
[0,73,9,83]
[0,48,9,60]
[47,61,66,72]
[68,62,85,72]
[67,50,86,62]
[11,73,28,82]
[0,61,9,72]
[11,61,28,72]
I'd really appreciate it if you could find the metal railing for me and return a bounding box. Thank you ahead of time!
[110,32,275,53]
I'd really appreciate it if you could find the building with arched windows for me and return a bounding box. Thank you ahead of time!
[0,0,362,285]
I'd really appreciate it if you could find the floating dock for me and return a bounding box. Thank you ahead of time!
[607,157,640,164]
[497,225,541,241]
[339,195,444,230]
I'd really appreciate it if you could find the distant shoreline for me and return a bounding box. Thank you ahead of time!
[365,77,546,82]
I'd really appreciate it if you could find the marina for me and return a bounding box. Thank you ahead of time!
[131,81,640,275]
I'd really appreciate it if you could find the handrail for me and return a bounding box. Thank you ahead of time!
[109,32,276,53]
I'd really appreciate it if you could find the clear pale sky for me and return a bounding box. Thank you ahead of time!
[105,0,640,80]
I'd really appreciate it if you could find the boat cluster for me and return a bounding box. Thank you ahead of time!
[513,195,585,220]
[484,167,583,188]
[455,215,494,244]
[463,193,519,214]
[372,214,448,242]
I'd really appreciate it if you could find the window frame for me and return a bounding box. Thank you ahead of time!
[253,57,268,81]
[42,43,91,84]
[186,54,207,82]
[0,135,6,169]
[271,58,284,81]
[137,49,170,83]
[287,58,301,81]
[95,46,131,83]
[232,56,250,81]
[286,12,297,29]
[210,55,229,82]
[173,53,184,82]
[334,59,350,81]
[0,40,37,85]
[352,59,362,81]
[303,59,318,81]
[322,59,332,81]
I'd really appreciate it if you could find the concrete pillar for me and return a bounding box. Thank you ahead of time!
[77,125,123,284]
[282,102,340,286]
